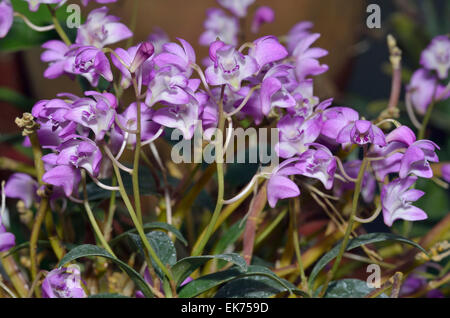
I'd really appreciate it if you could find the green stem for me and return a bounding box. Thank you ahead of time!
[82,173,116,257]
[104,177,117,242]
[191,86,226,257]
[320,157,369,296]
[110,158,174,282]
[47,5,71,46]
[290,198,308,292]
[418,100,436,140]
[29,198,48,296]
[131,77,143,225]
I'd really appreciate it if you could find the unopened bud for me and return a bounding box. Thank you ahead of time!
[129,42,154,73]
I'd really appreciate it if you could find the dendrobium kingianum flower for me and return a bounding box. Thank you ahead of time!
[199,8,239,47]
[112,102,162,147]
[70,45,113,85]
[381,176,427,227]
[267,158,302,208]
[442,164,450,183]
[420,35,450,80]
[407,69,449,115]
[251,6,274,34]
[336,119,386,147]
[24,0,62,12]
[53,135,103,177]
[111,42,155,89]
[76,6,132,49]
[152,93,200,140]
[217,0,255,18]
[4,173,39,209]
[206,40,258,91]
[276,114,321,158]
[248,36,288,71]
[64,91,117,140]
[154,38,196,76]
[292,33,329,81]
[0,211,15,252]
[42,265,87,298]
[399,139,440,179]
[295,143,336,190]
[0,0,13,39]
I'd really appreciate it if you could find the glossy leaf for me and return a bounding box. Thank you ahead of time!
[308,233,428,288]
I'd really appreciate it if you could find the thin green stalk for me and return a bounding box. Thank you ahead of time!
[29,198,48,296]
[255,208,288,246]
[47,5,71,46]
[320,157,369,297]
[191,86,226,257]
[131,77,143,225]
[82,173,116,257]
[104,177,117,242]
[290,198,308,292]
[109,159,174,282]
[418,100,436,140]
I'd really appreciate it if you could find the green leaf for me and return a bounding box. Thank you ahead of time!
[128,231,177,279]
[319,279,388,298]
[172,253,248,287]
[178,265,306,298]
[308,233,428,288]
[88,293,130,298]
[0,19,55,52]
[214,275,301,298]
[110,222,187,247]
[58,244,153,298]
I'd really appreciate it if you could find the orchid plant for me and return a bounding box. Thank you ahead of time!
[0,0,449,299]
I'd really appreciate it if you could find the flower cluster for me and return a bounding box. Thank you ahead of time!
[1,0,449,299]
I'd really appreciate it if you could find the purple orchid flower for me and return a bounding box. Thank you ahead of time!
[111,42,154,89]
[381,176,427,227]
[248,36,288,72]
[81,0,117,6]
[333,160,376,204]
[148,27,170,55]
[54,135,103,177]
[336,119,386,147]
[320,107,359,141]
[152,94,200,140]
[442,164,450,183]
[267,158,302,208]
[113,102,162,146]
[292,33,328,80]
[64,91,117,140]
[199,8,239,46]
[260,64,296,116]
[295,143,336,190]
[41,40,74,80]
[420,35,450,80]
[0,0,13,39]
[4,173,39,208]
[154,38,196,75]
[286,21,313,53]
[407,69,449,115]
[24,0,62,12]
[0,214,15,253]
[76,6,132,48]
[69,45,113,85]
[370,126,415,181]
[399,140,440,179]
[217,0,255,17]
[251,6,274,34]
[205,40,258,91]
[275,114,321,158]
[42,265,87,298]
[145,66,190,107]
[41,152,82,198]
